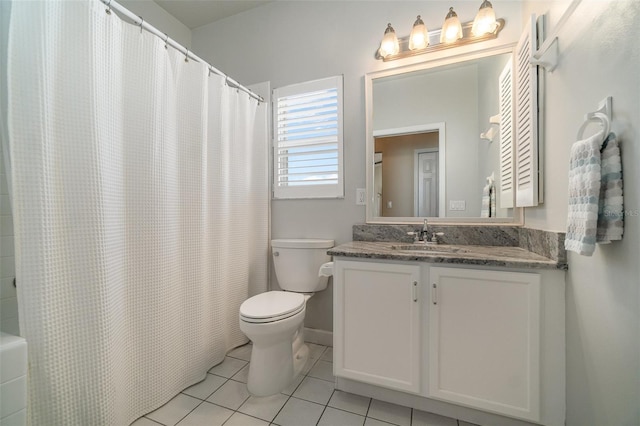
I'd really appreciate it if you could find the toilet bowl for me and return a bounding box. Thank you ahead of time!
[239,238,333,396]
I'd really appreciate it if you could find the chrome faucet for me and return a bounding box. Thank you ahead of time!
[421,219,429,242]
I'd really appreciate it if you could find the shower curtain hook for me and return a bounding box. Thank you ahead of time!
[138,16,144,34]
[163,33,169,49]
[105,0,112,15]
[225,76,230,86]
[184,49,189,63]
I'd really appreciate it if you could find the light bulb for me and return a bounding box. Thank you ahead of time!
[379,23,399,57]
[472,0,497,36]
[440,7,463,44]
[409,15,429,50]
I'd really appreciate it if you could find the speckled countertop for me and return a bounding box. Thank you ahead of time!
[328,241,568,270]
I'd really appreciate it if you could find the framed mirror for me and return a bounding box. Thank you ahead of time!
[365,45,524,224]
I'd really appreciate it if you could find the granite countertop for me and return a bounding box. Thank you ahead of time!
[328,241,568,270]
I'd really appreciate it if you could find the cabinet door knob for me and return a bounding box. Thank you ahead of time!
[432,283,437,305]
[412,281,418,302]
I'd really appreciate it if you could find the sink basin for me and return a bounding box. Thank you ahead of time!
[391,244,471,254]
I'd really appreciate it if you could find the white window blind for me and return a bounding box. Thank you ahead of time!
[514,14,539,207]
[499,55,515,209]
[273,76,344,199]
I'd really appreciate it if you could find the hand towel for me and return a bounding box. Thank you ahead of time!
[565,129,606,256]
[596,133,624,243]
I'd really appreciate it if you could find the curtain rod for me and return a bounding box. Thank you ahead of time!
[100,0,264,103]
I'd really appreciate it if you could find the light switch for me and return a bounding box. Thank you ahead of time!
[356,188,366,205]
[387,201,393,209]
[449,200,466,211]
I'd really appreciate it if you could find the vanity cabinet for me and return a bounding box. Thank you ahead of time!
[333,256,565,426]
[333,260,421,393]
[428,267,541,422]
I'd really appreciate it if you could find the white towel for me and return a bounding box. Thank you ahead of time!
[565,130,623,255]
[565,129,605,255]
[596,133,624,243]
[481,183,491,218]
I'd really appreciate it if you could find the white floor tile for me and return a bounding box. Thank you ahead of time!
[146,394,201,426]
[176,401,233,426]
[308,343,327,359]
[292,377,335,405]
[364,417,396,426]
[412,409,458,426]
[227,343,253,361]
[231,364,249,384]
[328,390,371,416]
[367,399,411,426]
[224,412,270,426]
[208,357,248,378]
[318,407,365,426]
[301,356,319,375]
[280,374,305,396]
[320,347,333,362]
[182,374,227,400]
[131,417,162,426]
[238,393,289,422]
[206,379,250,410]
[307,360,334,382]
[272,397,325,426]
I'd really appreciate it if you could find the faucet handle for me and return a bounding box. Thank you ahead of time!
[407,231,420,243]
[430,232,445,244]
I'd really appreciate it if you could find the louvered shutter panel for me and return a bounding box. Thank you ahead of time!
[499,55,515,209]
[514,14,539,207]
[273,76,344,199]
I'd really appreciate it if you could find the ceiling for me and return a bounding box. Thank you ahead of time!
[153,0,273,29]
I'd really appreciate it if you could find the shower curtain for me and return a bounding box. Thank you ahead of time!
[7,1,268,424]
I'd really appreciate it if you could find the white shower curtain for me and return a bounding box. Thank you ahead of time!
[7,1,268,424]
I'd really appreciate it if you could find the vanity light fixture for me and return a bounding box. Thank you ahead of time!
[378,23,400,58]
[471,0,498,36]
[375,5,505,61]
[409,15,429,50]
[440,7,463,43]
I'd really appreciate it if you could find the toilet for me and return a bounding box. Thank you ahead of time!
[239,238,334,396]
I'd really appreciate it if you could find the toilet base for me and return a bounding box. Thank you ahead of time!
[246,322,309,397]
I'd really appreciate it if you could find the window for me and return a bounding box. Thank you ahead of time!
[273,75,344,199]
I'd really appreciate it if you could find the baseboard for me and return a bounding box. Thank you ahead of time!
[304,327,333,347]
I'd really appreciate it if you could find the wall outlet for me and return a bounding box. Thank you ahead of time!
[356,188,366,205]
[449,200,466,211]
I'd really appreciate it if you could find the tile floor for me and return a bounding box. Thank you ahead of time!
[132,343,477,426]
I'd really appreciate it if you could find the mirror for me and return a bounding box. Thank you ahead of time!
[365,47,523,224]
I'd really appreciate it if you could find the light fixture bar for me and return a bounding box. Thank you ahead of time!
[376,18,505,61]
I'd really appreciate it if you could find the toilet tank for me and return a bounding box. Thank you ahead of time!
[272,239,334,292]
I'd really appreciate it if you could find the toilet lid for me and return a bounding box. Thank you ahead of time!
[240,291,305,320]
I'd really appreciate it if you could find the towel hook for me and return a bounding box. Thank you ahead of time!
[577,112,610,141]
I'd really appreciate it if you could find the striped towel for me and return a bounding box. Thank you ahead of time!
[565,131,624,255]
[596,133,624,243]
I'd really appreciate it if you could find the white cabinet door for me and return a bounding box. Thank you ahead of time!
[428,267,541,422]
[334,259,421,393]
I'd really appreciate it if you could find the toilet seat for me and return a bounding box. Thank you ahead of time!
[240,291,305,324]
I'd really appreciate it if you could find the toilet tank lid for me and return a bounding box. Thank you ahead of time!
[271,239,334,249]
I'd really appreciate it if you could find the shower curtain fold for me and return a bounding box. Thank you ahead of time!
[7,1,267,424]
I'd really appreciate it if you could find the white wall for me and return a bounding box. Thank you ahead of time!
[192,0,523,332]
[119,0,191,48]
[522,1,640,425]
